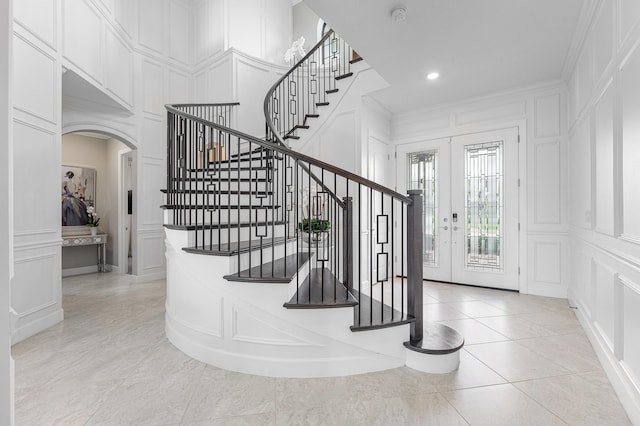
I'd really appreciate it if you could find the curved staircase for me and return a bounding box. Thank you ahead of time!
[162,31,463,377]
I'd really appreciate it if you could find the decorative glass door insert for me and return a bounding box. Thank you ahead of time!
[463,141,503,272]
[408,151,438,266]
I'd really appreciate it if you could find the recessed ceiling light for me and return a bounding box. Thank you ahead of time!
[426,72,440,80]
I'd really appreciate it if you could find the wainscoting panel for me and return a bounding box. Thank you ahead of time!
[140,159,165,227]
[594,260,617,352]
[622,276,640,387]
[62,0,103,83]
[592,0,614,84]
[532,140,561,225]
[169,1,189,66]
[231,305,315,347]
[534,94,560,138]
[620,43,640,244]
[105,27,133,106]
[12,34,57,124]
[527,236,568,297]
[141,117,164,160]
[193,0,224,65]
[137,0,164,55]
[12,121,59,235]
[114,0,136,40]
[168,69,190,104]
[207,56,233,101]
[594,80,615,236]
[14,0,57,49]
[139,231,166,273]
[568,116,592,229]
[141,58,164,116]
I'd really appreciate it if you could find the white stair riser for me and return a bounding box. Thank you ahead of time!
[164,208,286,225]
[165,192,281,207]
[182,224,287,245]
[171,180,273,192]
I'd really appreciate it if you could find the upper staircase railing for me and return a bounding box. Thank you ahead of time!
[264,29,355,146]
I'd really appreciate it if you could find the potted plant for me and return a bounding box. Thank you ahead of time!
[298,218,331,245]
[86,206,100,236]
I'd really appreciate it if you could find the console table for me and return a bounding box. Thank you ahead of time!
[62,234,108,272]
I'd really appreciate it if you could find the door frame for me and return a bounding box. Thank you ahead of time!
[394,119,528,292]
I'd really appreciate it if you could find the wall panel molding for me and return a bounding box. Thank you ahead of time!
[62,0,104,84]
[532,140,561,225]
[12,33,57,125]
[105,26,133,106]
[13,0,57,50]
[454,101,526,127]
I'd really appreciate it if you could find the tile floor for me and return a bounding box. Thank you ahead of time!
[12,273,632,425]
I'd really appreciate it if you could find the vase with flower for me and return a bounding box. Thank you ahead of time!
[86,206,100,236]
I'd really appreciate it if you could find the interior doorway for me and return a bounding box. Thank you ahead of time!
[396,128,519,290]
[61,130,136,276]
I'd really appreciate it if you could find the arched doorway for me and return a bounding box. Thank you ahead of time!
[61,127,138,276]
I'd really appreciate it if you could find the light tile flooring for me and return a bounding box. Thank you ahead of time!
[12,273,632,425]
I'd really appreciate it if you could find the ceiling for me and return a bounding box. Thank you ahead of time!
[304,0,585,114]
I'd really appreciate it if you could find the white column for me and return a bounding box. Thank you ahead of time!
[0,0,15,422]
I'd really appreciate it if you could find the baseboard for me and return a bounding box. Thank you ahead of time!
[62,265,98,277]
[11,308,64,345]
[132,270,166,283]
[573,298,640,424]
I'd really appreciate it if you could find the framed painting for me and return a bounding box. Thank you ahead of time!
[61,165,96,227]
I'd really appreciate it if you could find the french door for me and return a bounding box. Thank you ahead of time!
[396,128,519,290]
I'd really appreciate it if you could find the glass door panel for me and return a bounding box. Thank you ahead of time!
[396,138,451,282]
[451,128,518,290]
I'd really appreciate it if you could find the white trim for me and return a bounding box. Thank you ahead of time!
[573,298,640,425]
[62,265,99,277]
[10,308,64,345]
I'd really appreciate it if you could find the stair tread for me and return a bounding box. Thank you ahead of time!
[316,102,330,106]
[335,72,354,80]
[162,189,272,195]
[350,57,363,64]
[350,293,414,331]
[170,177,271,182]
[164,220,286,231]
[403,322,464,355]
[183,237,294,256]
[231,147,277,159]
[284,135,300,140]
[326,88,339,94]
[186,166,272,172]
[223,253,310,283]
[284,268,358,309]
[161,204,281,210]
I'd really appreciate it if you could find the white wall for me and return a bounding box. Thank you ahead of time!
[12,0,65,344]
[1,0,14,422]
[392,83,569,298]
[292,1,321,52]
[191,0,293,138]
[11,0,198,343]
[565,0,640,422]
[295,65,390,176]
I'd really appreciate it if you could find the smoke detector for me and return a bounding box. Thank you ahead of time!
[391,7,407,22]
